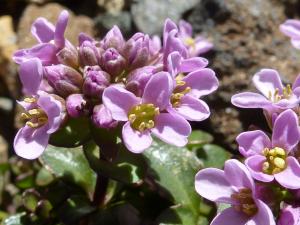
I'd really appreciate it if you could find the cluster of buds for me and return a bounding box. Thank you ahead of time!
[194,21,300,225]
[13,11,217,158]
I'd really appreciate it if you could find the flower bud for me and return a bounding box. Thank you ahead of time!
[101,48,126,77]
[101,26,125,51]
[56,45,79,68]
[79,41,101,66]
[66,94,89,118]
[92,104,118,129]
[126,66,155,96]
[44,65,83,97]
[83,66,110,98]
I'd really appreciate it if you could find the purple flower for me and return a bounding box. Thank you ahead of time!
[280,20,300,49]
[166,52,218,121]
[100,48,126,77]
[13,10,70,66]
[79,40,101,66]
[231,69,300,120]
[236,109,300,189]
[66,94,89,118]
[14,92,64,159]
[195,159,275,225]
[178,20,213,57]
[103,72,191,153]
[101,26,125,51]
[278,204,300,225]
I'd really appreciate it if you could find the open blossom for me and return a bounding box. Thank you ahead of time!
[236,109,300,189]
[280,20,300,49]
[178,20,213,57]
[13,10,71,66]
[166,52,218,121]
[103,72,191,153]
[231,69,300,122]
[15,92,64,160]
[278,204,300,225]
[195,159,275,225]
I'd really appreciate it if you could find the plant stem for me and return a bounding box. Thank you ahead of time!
[92,171,109,207]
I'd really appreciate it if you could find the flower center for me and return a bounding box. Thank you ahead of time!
[231,188,258,217]
[171,76,191,108]
[184,37,196,49]
[262,147,287,174]
[128,103,159,132]
[268,85,292,103]
[21,98,48,129]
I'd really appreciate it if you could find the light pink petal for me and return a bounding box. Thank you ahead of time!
[236,130,271,157]
[19,58,43,95]
[291,39,300,49]
[245,155,274,182]
[14,126,49,160]
[151,113,191,147]
[31,18,55,43]
[274,96,300,109]
[231,92,271,109]
[122,122,152,153]
[250,200,275,225]
[182,68,218,98]
[292,74,300,90]
[142,72,173,110]
[37,92,63,134]
[180,57,209,72]
[193,37,213,55]
[195,168,234,203]
[274,157,300,189]
[178,20,192,37]
[54,10,69,49]
[167,51,181,77]
[272,109,300,152]
[174,95,210,121]
[103,85,140,121]
[280,20,300,39]
[252,69,283,98]
[224,159,254,190]
[211,207,249,225]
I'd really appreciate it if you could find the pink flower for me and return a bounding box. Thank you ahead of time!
[195,159,275,225]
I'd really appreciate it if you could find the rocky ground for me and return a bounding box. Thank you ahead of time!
[0,0,300,159]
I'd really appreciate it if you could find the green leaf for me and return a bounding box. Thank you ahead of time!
[197,144,231,169]
[83,141,147,184]
[40,145,96,198]
[35,167,55,186]
[143,139,202,219]
[187,130,213,149]
[157,205,209,225]
[22,189,40,212]
[56,195,96,224]
[49,117,91,147]
[3,213,26,225]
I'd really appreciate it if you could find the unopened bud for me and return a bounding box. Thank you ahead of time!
[83,66,110,98]
[92,104,118,129]
[66,94,89,118]
[79,41,101,66]
[57,45,79,68]
[101,48,126,77]
[44,65,83,97]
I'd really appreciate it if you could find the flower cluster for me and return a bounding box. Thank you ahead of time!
[194,21,300,225]
[13,11,218,158]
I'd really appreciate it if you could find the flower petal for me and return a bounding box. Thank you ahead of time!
[19,58,43,95]
[195,168,234,203]
[37,92,63,134]
[250,200,275,225]
[245,155,274,182]
[274,157,300,189]
[103,85,140,121]
[31,18,55,43]
[180,57,209,72]
[151,113,191,147]
[210,207,249,225]
[236,130,271,157]
[183,68,218,98]
[272,109,299,152]
[231,92,271,109]
[142,72,173,110]
[224,159,254,190]
[178,20,192,37]
[252,69,283,98]
[54,10,69,49]
[14,126,49,160]
[280,20,300,39]
[194,37,213,55]
[122,122,152,153]
[167,51,181,77]
[174,95,210,121]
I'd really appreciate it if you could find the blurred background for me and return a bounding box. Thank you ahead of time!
[0,0,300,219]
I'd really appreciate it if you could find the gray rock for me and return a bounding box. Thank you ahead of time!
[94,12,132,38]
[131,0,200,35]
